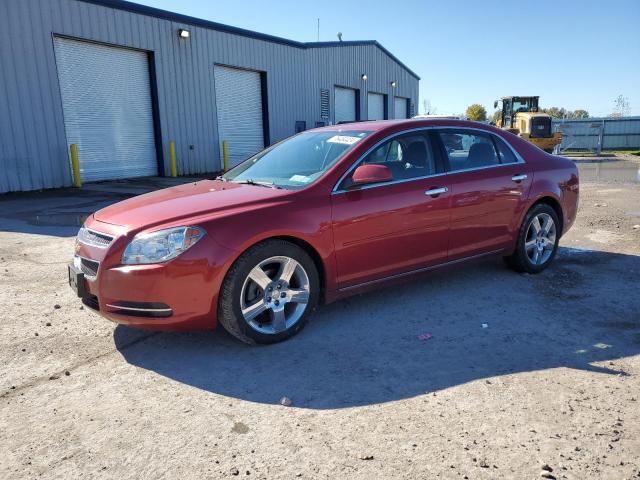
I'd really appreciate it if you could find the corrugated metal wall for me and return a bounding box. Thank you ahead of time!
[0,0,419,193]
[552,117,640,150]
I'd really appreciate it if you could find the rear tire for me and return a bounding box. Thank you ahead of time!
[218,239,320,344]
[504,204,560,274]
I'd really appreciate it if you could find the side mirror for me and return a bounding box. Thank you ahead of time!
[493,100,498,109]
[351,164,393,186]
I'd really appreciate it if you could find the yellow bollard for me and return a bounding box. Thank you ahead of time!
[70,144,81,187]
[222,140,229,171]
[169,141,177,177]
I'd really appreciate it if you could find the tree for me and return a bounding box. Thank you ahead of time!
[465,104,487,121]
[569,109,589,119]
[422,99,436,115]
[491,110,502,124]
[610,95,630,118]
[542,107,567,119]
[541,107,588,119]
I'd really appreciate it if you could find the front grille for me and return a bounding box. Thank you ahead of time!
[80,257,100,278]
[530,117,551,138]
[78,227,113,248]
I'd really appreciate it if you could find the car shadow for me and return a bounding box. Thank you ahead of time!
[114,247,640,410]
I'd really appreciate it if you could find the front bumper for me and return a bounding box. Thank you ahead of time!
[70,256,219,330]
[70,218,236,331]
[99,261,219,330]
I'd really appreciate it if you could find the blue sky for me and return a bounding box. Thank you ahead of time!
[137,0,640,116]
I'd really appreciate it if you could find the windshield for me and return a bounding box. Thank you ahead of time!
[512,97,539,113]
[222,130,371,189]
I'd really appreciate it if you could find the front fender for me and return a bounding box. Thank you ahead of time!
[199,194,338,299]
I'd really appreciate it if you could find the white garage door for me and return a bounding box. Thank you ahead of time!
[54,37,157,182]
[214,66,264,167]
[367,92,385,120]
[394,97,408,119]
[335,87,357,123]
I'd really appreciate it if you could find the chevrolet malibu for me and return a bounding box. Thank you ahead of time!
[69,119,579,344]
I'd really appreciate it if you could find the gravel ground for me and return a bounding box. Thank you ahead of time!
[1,160,639,479]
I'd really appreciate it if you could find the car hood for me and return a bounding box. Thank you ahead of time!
[93,180,289,230]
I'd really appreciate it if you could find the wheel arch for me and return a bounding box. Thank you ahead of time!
[530,195,564,236]
[220,234,329,305]
[507,192,564,256]
[270,235,327,303]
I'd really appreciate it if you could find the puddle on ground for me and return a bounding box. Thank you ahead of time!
[27,213,89,227]
[570,157,619,164]
[558,246,594,256]
[577,161,640,183]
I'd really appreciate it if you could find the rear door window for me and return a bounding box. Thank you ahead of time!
[438,130,499,172]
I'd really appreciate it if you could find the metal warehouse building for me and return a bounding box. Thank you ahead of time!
[0,0,419,193]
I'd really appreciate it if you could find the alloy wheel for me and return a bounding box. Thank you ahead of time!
[524,212,557,265]
[240,256,311,335]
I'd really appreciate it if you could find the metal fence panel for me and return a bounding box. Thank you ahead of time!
[553,117,640,151]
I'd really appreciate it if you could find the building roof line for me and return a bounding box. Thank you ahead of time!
[304,41,420,80]
[80,0,420,80]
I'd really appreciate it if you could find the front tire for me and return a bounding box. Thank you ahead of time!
[504,204,560,274]
[218,240,320,344]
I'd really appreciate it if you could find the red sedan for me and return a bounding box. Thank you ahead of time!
[69,119,579,344]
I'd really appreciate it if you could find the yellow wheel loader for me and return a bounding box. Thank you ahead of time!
[494,96,562,153]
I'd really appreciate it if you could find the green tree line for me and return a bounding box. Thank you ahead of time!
[465,104,590,122]
[488,107,589,123]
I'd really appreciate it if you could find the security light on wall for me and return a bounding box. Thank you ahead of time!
[361,74,368,81]
[390,81,397,87]
[178,29,190,39]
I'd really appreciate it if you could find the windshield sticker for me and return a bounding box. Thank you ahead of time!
[327,135,362,145]
[289,174,311,183]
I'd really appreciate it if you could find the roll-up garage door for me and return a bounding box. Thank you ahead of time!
[394,97,408,119]
[214,66,264,167]
[367,92,385,120]
[335,87,357,123]
[54,37,157,182]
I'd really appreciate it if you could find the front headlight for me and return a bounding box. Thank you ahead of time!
[122,226,205,265]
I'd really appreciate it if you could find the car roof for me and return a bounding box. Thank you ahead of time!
[308,118,496,133]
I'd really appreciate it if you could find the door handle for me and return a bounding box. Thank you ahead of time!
[425,187,448,196]
[512,174,528,182]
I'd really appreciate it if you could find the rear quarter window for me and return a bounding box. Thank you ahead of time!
[493,136,518,164]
